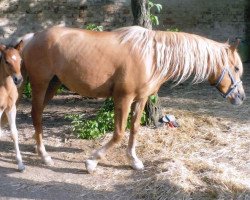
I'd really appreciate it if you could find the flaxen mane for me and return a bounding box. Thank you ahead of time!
[115,26,231,85]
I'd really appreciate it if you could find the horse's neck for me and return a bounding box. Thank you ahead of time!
[0,61,11,87]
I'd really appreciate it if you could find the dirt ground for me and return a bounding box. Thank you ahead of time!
[0,63,249,200]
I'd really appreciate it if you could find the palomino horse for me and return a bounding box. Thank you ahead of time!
[0,43,25,172]
[18,26,245,173]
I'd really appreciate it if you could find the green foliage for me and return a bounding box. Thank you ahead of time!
[56,85,67,95]
[85,23,104,31]
[23,81,66,99]
[149,94,158,104]
[140,110,148,126]
[23,81,32,98]
[148,0,162,26]
[66,95,157,140]
[65,98,115,139]
[166,27,180,32]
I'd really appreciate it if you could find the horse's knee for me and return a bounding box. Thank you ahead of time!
[131,124,140,134]
[10,130,18,141]
[112,132,124,143]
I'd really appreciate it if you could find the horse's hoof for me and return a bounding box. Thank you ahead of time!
[85,159,98,174]
[18,164,26,172]
[43,156,54,166]
[131,160,144,170]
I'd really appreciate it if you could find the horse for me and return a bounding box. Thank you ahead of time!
[0,42,25,172]
[17,26,245,173]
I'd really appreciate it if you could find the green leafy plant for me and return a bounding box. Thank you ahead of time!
[148,0,162,26]
[85,23,104,31]
[66,96,156,139]
[23,81,66,99]
[23,81,32,98]
[56,85,67,95]
[65,98,115,139]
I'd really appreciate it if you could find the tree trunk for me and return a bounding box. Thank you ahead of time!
[131,0,162,127]
[131,0,152,29]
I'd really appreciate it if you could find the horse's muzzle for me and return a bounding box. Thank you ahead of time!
[229,90,246,105]
[13,75,23,87]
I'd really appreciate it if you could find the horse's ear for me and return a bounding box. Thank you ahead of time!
[15,40,24,52]
[230,39,240,52]
[0,44,6,52]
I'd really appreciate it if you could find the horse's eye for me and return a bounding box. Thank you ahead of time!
[5,60,10,65]
[234,66,239,73]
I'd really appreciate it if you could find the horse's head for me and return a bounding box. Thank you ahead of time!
[209,40,246,105]
[0,41,23,87]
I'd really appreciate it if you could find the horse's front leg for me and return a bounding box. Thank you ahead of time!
[85,95,133,173]
[127,98,147,170]
[6,106,25,172]
[31,82,53,165]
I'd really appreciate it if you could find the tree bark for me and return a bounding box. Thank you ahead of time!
[131,0,162,127]
[131,0,152,29]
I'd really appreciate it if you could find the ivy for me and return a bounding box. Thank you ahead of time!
[148,0,162,26]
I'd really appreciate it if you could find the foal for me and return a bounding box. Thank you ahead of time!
[0,43,25,172]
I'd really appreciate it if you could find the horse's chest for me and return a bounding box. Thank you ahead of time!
[0,86,17,111]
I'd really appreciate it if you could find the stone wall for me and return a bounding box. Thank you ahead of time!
[0,0,248,44]
[157,0,248,42]
[0,0,133,44]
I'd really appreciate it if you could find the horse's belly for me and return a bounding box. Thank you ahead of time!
[58,73,114,98]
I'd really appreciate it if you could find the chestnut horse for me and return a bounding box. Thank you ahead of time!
[18,26,245,173]
[0,43,25,172]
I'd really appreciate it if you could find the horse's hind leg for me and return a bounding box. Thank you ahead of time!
[85,95,133,173]
[127,98,147,170]
[43,76,62,108]
[31,80,54,165]
[6,106,25,172]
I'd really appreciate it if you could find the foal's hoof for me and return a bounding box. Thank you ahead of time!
[85,159,98,174]
[131,160,144,170]
[43,156,54,166]
[18,164,26,172]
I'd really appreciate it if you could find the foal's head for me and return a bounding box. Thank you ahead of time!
[209,41,246,105]
[0,42,23,87]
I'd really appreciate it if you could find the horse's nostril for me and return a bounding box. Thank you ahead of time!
[242,94,246,101]
[238,93,246,101]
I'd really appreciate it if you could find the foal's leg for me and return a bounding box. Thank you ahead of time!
[85,96,133,173]
[127,98,147,170]
[6,106,25,172]
[31,81,54,165]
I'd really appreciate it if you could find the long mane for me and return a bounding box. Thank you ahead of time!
[115,26,231,85]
